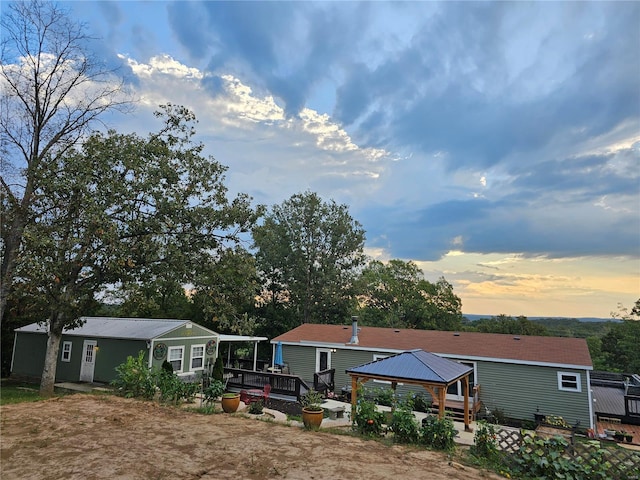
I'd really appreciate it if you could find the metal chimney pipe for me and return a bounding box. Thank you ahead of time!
[349,316,359,344]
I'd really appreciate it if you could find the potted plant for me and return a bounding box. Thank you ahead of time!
[300,389,324,430]
[624,432,633,443]
[613,431,625,442]
[221,392,241,413]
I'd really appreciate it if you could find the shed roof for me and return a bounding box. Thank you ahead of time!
[347,349,473,384]
[15,317,216,341]
[273,323,592,368]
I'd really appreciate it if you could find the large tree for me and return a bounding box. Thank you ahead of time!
[12,105,259,395]
[355,259,463,331]
[1,0,130,322]
[252,191,366,325]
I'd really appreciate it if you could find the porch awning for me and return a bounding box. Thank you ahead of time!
[218,335,268,371]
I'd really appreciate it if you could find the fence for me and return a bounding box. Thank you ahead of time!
[493,427,640,479]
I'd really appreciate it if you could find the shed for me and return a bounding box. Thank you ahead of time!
[347,349,474,430]
[11,317,220,383]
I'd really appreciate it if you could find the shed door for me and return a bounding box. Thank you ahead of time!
[79,340,97,382]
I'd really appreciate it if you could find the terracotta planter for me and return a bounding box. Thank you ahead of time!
[221,393,240,413]
[302,407,324,430]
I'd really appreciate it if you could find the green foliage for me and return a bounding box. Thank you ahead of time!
[371,387,395,407]
[111,351,156,400]
[211,355,224,382]
[202,380,225,406]
[300,389,323,411]
[466,314,550,336]
[419,415,457,451]
[352,396,386,437]
[408,392,431,413]
[248,400,264,414]
[0,380,43,405]
[471,421,499,460]
[154,371,198,405]
[252,191,366,325]
[161,360,174,374]
[513,435,583,479]
[355,260,462,331]
[600,318,640,373]
[390,401,419,444]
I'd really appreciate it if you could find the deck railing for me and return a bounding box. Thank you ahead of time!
[224,367,311,400]
[313,368,335,394]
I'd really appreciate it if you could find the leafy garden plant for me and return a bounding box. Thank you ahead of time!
[111,351,156,400]
[419,415,457,451]
[390,400,419,444]
[470,421,499,460]
[352,396,386,437]
[300,389,323,411]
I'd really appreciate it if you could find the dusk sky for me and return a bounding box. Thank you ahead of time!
[47,1,639,318]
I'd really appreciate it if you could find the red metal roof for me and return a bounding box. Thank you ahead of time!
[273,323,593,368]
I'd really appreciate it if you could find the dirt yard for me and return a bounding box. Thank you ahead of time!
[1,394,503,479]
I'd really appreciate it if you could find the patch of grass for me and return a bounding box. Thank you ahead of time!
[0,379,43,405]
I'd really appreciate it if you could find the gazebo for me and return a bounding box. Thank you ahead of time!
[346,349,474,431]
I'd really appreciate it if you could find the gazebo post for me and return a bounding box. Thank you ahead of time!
[351,376,359,413]
[391,382,397,412]
[462,375,471,432]
[438,386,445,419]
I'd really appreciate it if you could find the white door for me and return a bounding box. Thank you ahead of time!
[79,340,97,382]
[315,348,332,372]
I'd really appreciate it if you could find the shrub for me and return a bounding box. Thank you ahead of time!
[155,370,184,404]
[248,400,264,414]
[111,351,156,399]
[372,387,394,407]
[202,380,225,406]
[409,392,431,413]
[471,421,499,460]
[352,396,386,437]
[212,355,224,382]
[390,401,419,443]
[419,415,457,451]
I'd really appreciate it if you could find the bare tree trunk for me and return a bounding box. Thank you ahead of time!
[40,327,63,397]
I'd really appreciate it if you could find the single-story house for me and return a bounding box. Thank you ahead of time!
[272,319,595,430]
[11,317,220,384]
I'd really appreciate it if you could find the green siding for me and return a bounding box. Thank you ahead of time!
[12,330,218,383]
[477,360,591,427]
[11,333,47,378]
[281,343,591,427]
[93,338,148,382]
[150,337,217,374]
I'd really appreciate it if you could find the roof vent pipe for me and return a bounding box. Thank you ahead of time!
[349,316,359,345]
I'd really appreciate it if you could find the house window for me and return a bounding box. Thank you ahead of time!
[557,372,581,392]
[373,354,390,384]
[61,341,72,362]
[168,346,184,373]
[190,345,205,370]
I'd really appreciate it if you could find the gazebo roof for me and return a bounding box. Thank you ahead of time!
[346,349,472,384]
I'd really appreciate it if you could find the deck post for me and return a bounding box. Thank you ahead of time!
[462,375,471,432]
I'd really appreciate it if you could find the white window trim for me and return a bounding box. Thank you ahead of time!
[61,341,72,362]
[168,346,184,373]
[315,348,332,372]
[190,344,205,371]
[557,371,581,392]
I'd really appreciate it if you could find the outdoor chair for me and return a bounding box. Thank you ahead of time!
[262,383,271,402]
